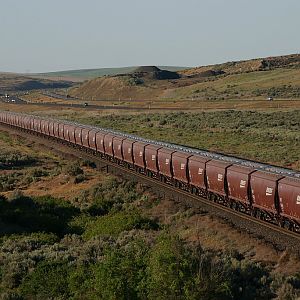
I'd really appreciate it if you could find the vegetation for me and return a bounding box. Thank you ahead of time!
[0,152,36,169]
[0,176,300,299]
[38,66,187,79]
[71,110,300,169]
[68,58,300,101]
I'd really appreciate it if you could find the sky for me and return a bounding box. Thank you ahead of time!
[0,0,299,73]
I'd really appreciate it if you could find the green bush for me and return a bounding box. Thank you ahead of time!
[0,194,80,235]
[74,174,86,184]
[65,162,84,176]
[20,261,72,299]
[0,152,36,169]
[83,210,158,239]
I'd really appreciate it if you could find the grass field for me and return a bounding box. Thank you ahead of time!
[61,110,300,170]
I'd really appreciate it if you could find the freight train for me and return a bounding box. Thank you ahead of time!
[1,111,300,232]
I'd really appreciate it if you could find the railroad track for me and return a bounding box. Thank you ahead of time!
[1,123,300,252]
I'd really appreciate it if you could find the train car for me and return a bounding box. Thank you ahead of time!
[206,160,232,202]
[188,155,211,197]
[17,115,22,128]
[43,119,51,136]
[40,119,46,135]
[88,129,99,151]
[0,112,4,123]
[250,171,284,221]
[103,133,115,158]
[30,118,35,131]
[10,114,15,126]
[145,144,162,175]
[227,165,256,211]
[172,151,192,187]
[133,141,148,171]
[278,177,300,230]
[14,115,19,127]
[122,139,136,166]
[48,120,55,137]
[81,127,91,148]
[52,121,59,138]
[95,131,106,154]
[74,127,83,146]
[63,124,76,143]
[33,118,41,133]
[5,113,11,125]
[24,116,33,131]
[35,117,42,133]
[113,136,126,162]
[58,122,65,140]
[17,115,23,129]
[157,148,175,182]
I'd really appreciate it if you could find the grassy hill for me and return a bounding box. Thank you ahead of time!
[36,66,188,80]
[69,54,300,101]
[0,73,73,94]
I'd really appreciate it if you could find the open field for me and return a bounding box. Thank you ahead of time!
[69,110,300,170]
[1,129,300,299]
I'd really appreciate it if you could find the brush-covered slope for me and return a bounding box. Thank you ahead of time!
[70,54,300,101]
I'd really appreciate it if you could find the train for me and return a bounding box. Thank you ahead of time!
[1,110,300,232]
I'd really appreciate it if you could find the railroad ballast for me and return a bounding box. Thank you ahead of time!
[1,111,300,232]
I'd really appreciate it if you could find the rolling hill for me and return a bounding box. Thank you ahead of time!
[35,66,188,81]
[69,54,300,101]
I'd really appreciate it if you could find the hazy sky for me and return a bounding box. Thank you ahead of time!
[0,0,299,73]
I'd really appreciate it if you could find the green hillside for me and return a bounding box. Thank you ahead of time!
[38,66,188,79]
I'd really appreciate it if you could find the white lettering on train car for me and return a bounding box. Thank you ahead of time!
[240,180,246,188]
[297,195,300,205]
[109,142,112,147]
[218,174,223,182]
[165,158,170,165]
[128,148,131,153]
[180,163,185,170]
[198,168,203,175]
[266,187,273,196]
[140,151,143,157]
[118,145,121,150]
[151,154,155,160]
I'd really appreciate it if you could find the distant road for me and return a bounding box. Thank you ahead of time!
[0,96,192,111]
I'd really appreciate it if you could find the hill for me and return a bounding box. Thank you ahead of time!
[69,54,300,101]
[0,73,74,94]
[34,66,188,81]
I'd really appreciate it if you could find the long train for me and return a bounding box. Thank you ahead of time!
[1,111,300,232]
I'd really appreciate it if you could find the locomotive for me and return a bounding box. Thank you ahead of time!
[1,111,300,232]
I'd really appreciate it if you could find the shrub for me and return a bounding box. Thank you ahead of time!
[65,163,84,176]
[74,174,86,184]
[83,210,158,239]
[0,195,80,235]
[20,261,72,299]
